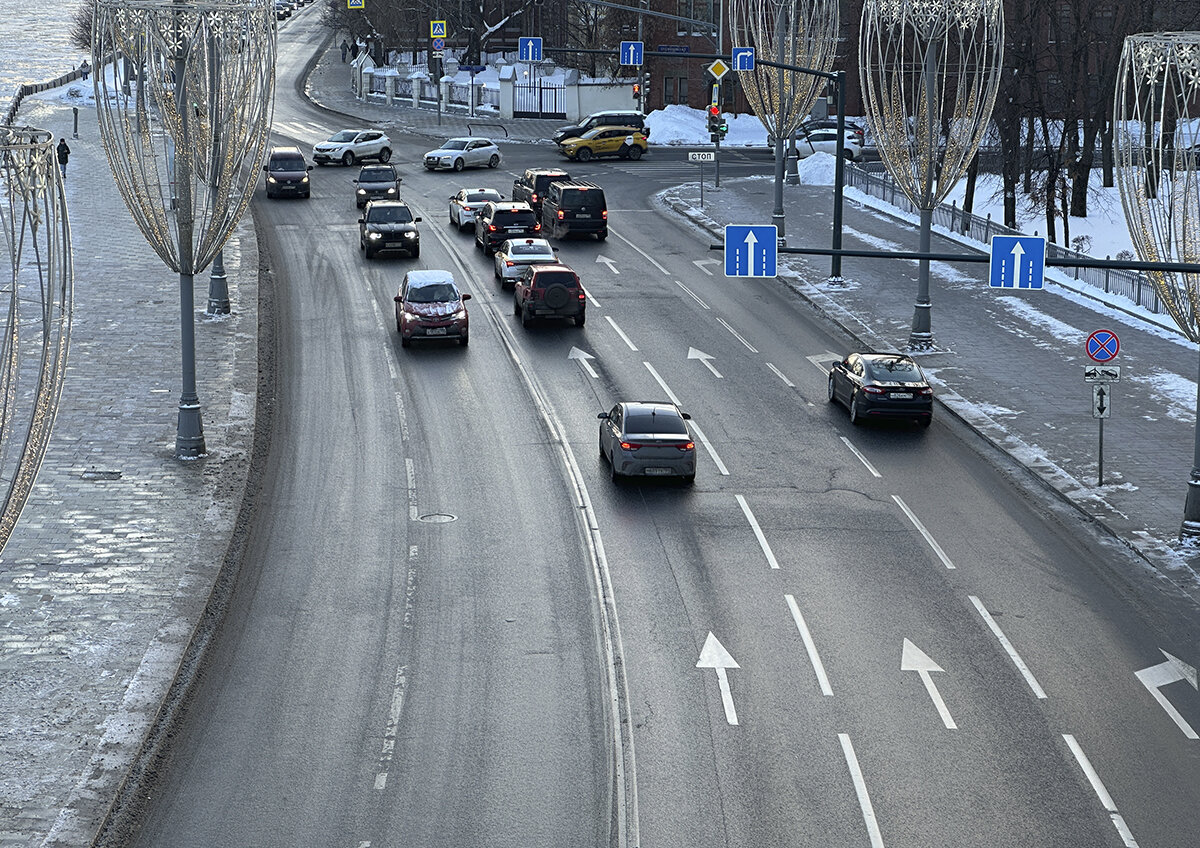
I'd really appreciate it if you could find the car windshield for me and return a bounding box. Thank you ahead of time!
[467,191,500,203]
[273,157,305,170]
[367,206,413,223]
[866,357,922,380]
[329,131,357,142]
[360,167,394,181]
[511,244,552,256]
[442,140,469,150]
[625,411,686,434]
[408,283,458,303]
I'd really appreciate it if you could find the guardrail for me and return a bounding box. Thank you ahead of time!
[4,54,115,127]
[843,164,1163,316]
[467,122,508,138]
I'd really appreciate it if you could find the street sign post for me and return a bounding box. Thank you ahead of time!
[1084,365,1121,382]
[989,235,1046,289]
[724,225,778,278]
[731,46,755,71]
[432,37,445,51]
[689,151,716,162]
[347,0,363,8]
[1086,329,1120,362]
[620,41,644,66]
[518,36,543,62]
[430,20,446,38]
[706,59,729,81]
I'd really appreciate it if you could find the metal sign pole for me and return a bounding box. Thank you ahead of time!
[700,162,704,207]
[1099,417,1104,486]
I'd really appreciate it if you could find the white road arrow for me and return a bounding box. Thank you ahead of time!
[697,632,741,725]
[1007,240,1025,287]
[687,347,723,378]
[693,258,720,276]
[901,639,957,729]
[596,255,620,274]
[567,346,598,379]
[1135,649,1198,739]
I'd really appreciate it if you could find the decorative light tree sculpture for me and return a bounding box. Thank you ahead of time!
[1113,32,1200,537]
[92,0,275,457]
[730,0,839,239]
[860,0,1004,350]
[0,126,72,556]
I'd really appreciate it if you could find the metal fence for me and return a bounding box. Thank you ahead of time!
[843,165,1164,316]
[514,80,565,119]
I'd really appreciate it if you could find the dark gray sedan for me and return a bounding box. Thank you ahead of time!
[598,401,696,484]
[828,351,933,426]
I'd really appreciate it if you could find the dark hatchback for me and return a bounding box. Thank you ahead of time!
[474,201,541,255]
[828,352,933,427]
[263,145,312,199]
[353,163,401,208]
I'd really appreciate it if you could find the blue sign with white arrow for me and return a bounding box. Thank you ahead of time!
[620,41,644,66]
[724,225,777,277]
[732,46,755,71]
[989,235,1046,289]
[518,36,543,62]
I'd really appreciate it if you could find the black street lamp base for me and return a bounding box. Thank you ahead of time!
[1180,476,1200,538]
[176,403,206,459]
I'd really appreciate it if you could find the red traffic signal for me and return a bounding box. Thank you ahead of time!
[632,83,641,99]
[707,104,720,118]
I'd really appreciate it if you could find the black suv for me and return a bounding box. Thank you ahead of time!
[359,200,421,260]
[511,168,570,215]
[541,180,607,241]
[513,263,586,328]
[353,163,401,208]
[474,201,541,255]
[552,110,648,144]
[262,145,312,199]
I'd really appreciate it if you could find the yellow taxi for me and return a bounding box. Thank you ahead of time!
[557,126,649,162]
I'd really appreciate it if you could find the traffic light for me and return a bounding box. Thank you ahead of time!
[632,82,641,100]
[706,104,721,134]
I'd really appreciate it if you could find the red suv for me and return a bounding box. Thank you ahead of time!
[513,263,586,328]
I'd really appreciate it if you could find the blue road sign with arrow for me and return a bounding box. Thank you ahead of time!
[989,235,1045,289]
[518,37,543,62]
[731,46,755,71]
[620,41,644,66]
[724,225,777,277]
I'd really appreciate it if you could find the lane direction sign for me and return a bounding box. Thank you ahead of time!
[697,632,740,725]
[620,40,644,66]
[567,347,598,379]
[687,347,723,378]
[989,235,1045,289]
[706,59,729,80]
[901,639,957,730]
[1084,365,1121,382]
[1135,649,1198,739]
[1092,384,1111,419]
[1086,329,1120,362]
[518,36,542,62]
[724,224,777,277]
[731,46,755,71]
[430,20,446,38]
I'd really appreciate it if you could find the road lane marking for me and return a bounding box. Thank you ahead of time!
[596,255,620,274]
[375,663,409,791]
[714,316,759,352]
[584,287,601,308]
[693,258,720,276]
[675,280,710,308]
[697,632,740,725]
[969,595,1047,699]
[735,495,779,569]
[841,436,882,478]
[806,352,841,373]
[785,594,832,695]
[1063,734,1139,847]
[891,495,955,569]
[1134,650,1199,739]
[765,362,795,387]
[901,639,957,730]
[839,734,885,848]
[688,347,723,378]
[406,457,418,521]
[643,362,729,475]
[606,315,639,351]
[568,346,599,378]
[612,227,670,275]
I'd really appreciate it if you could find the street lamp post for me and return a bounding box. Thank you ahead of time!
[91,0,275,458]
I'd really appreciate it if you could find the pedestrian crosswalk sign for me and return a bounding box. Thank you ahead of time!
[347,0,363,7]
[431,20,447,38]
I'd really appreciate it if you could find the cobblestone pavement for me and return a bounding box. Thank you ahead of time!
[0,95,259,847]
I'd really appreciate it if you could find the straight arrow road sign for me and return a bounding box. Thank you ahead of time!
[1135,649,1198,739]
[595,255,620,274]
[1093,383,1111,418]
[724,224,777,277]
[697,632,740,725]
[567,347,598,379]
[687,347,723,378]
[517,36,542,62]
[989,235,1046,289]
[901,639,957,729]
[620,40,644,66]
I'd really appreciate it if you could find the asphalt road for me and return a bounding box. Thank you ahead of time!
[119,12,1200,848]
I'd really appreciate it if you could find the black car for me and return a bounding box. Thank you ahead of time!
[474,200,540,255]
[828,352,933,427]
[541,180,607,241]
[262,145,312,199]
[359,200,421,259]
[551,110,648,144]
[511,167,570,215]
[353,163,401,208]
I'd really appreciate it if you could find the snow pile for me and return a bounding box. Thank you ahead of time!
[644,103,767,147]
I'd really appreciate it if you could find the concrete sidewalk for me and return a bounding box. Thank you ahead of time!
[0,96,260,847]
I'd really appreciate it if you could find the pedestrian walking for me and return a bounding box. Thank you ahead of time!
[340,39,349,62]
[56,138,70,179]
[79,60,91,80]
[350,41,359,60]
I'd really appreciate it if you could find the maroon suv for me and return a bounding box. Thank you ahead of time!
[513,263,586,328]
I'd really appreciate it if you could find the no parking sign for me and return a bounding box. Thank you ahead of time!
[1086,329,1120,362]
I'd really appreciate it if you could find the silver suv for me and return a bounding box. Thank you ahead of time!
[313,129,392,167]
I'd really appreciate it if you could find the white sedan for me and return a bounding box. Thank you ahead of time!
[449,187,504,231]
[424,137,502,171]
[493,238,559,286]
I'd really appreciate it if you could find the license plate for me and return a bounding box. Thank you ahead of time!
[507,227,524,232]
[426,327,447,335]
[645,467,671,476]
[576,213,591,218]
[891,392,913,399]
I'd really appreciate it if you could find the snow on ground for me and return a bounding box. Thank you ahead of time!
[1129,369,1198,424]
[996,296,1087,344]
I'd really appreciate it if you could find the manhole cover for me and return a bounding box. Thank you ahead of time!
[418,513,457,523]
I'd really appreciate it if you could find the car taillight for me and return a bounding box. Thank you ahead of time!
[557,210,564,220]
[531,193,539,202]
[505,260,515,267]
[862,385,885,395]
[601,210,608,220]
[918,387,933,396]
[488,224,497,232]
[677,442,695,451]
[534,222,541,231]
[578,290,586,300]
[620,441,642,451]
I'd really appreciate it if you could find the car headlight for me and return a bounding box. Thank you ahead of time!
[300,175,309,183]
[386,187,396,194]
[403,231,416,239]
[357,188,367,195]
[368,231,382,240]
[451,309,467,320]
[266,175,277,183]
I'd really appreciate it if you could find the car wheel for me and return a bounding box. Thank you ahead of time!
[484,242,495,256]
[682,473,695,486]
[342,151,356,166]
[513,296,521,317]
[842,149,855,161]
[364,247,375,260]
[400,335,411,348]
[379,147,392,163]
[610,458,622,484]
[919,415,932,428]
[577,147,593,162]
[488,154,500,168]
[596,229,608,241]
[599,433,606,460]
[849,392,863,425]
[453,158,465,171]
[575,311,586,327]
[521,306,532,327]
[827,375,837,404]
[460,331,469,347]
[396,314,402,332]
[449,213,456,227]
[411,246,420,258]
[627,146,643,161]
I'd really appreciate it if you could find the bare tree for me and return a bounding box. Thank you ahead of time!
[69,1,92,52]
